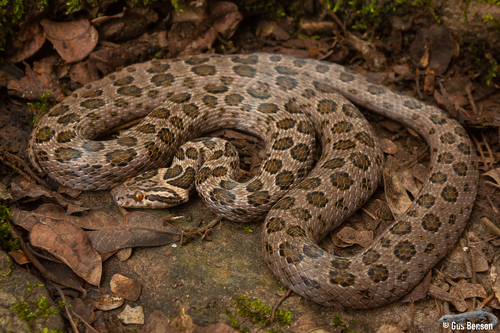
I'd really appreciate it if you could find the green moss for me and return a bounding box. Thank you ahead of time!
[327,0,438,30]
[0,199,17,253]
[332,313,358,333]
[14,296,58,321]
[0,0,25,52]
[28,93,50,127]
[171,0,183,12]
[226,295,292,333]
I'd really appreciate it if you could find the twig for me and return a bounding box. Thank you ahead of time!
[8,219,61,284]
[465,84,478,115]
[481,131,494,170]
[472,135,487,169]
[70,309,100,333]
[270,289,291,322]
[51,283,79,333]
[480,217,500,237]
[0,151,50,189]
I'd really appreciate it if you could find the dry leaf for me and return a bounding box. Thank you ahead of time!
[40,19,98,63]
[30,217,102,286]
[92,294,124,311]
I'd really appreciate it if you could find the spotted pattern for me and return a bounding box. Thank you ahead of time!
[28,53,478,310]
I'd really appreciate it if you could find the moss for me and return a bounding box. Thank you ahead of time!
[14,296,58,321]
[226,295,291,333]
[326,0,438,31]
[0,198,17,253]
[28,93,50,127]
[332,313,358,333]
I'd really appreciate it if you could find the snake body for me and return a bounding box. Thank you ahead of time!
[28,53,478,308]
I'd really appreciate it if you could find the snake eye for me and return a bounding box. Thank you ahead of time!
[134,191,144,202]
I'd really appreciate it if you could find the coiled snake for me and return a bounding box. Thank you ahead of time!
[28,53,478,309]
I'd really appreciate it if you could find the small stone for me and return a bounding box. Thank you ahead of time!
[110,274,141,301]
[117,305,144,325]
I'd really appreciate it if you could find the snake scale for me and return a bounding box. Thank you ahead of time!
[28,53,479,309]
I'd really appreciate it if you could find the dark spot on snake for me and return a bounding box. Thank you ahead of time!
[389,220,412,235]
[246,179,263,192]
[56,130,76,143]
[117,85,142,97]
[273,197,295,210]
[117,136,138,147]
[416,193,435,208]
[113,76,134,86]
[225,94,244,106]
[317,99,337,114]
[275,170,294,190]
[322,158,345,170]
[35,126,55,143]
[394,241,416,262]
[54,147,83,163]
[167,167,195,189]
[105,149,137,167]
[441,186,459,203]
[82,141,105,152]
[286,226,306,237]
[136,123,156,133]
[151,73,175,87]
[330,172,353,191]
[307,191,328,207]
[57,113,80,124]
[368,264,389,283]
[291,208,312,221]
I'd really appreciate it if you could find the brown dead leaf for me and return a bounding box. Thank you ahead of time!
[4,21,46,64]
[71,298,96,327]
[336,227,373,247]
[110,274,142,301]
[401,271,432,303]
[453,280,487,299]
[10,179,52,202]
[92,6,159,42]
[383,157,414,219]
[409,25,458,75]
[37,258,86,294]
[116,247,132,261]
[380,138,397,154]
[10,204,182,253]
[428,284,460,303]
[138,310,170,333]
[7,57,65,102]
[88,48,136,74]
[8,249,30,265]
[40,19,98,63]
[211,1,243,40]
[80,211,182,253]
[57,185,82,198]
[257,21,291,41]
[91,294,124,311]
[30,216,102,286]
[439,244,471,279]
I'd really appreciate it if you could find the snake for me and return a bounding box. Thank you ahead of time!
[27,53,479,309]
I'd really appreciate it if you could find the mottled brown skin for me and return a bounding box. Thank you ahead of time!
[28,53,478,309]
